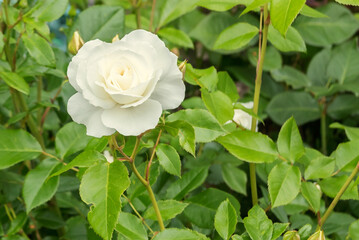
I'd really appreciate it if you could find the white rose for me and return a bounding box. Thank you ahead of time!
[232,101,258,131]
[103,150,114,163]
[67,29,185,137]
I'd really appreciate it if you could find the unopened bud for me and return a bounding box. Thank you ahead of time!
[179,60,187,79]
[112,34,120,42]
[283,231,300,240]
[308,230,325,240]
[68,31,84,55]
[171,48,180,56]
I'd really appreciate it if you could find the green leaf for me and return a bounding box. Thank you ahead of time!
[327,94,359,120]
[268,25,306,52]
[156,144,181,177]
[144,200,188,221]
[166,167,208,200]
[80,161,130,240]
[266,91,320,125]
[307,48,331,87]
[0,72,29,95]
[30,0,68,22]
[217,130,278,163]
[63,216,88,240]
[293,3,359,47]
[22,33,55,66]
[197,0,240,11]
[304,156,335,179]
[165,120,196,156]
[335,0,359,6]
[277,117,305,163]
[0,129,42,169]
[23,159,60,213]
[243,205,273,240]
[159,0,200,27]
[221,164,247,195]
[167,109,225,143]
[217,71,240,103]
[298,224,312,239]
[6,212,27,236]
[248,46,282,71]
[333,139,359,172]
[55,122,92,159]
[214,23,258,50]
[71,5,125,42]
[272,223,289,240]
[240,0,270,17]
[214,200,237,240]
[319,175,358,200]
[271,66,311,89]
[268,163,301,208]
[300,5,328,18]
[301,182,321,212]
[189,12,237,51]
[158,27,193,48]
[153,228,209,240]
[349,220,359,240]
[115,212,147,240]
[327,40,359,84]
[270,0,306,36]
[330,122,359,140]
[201,89,234,124]
[184,188,240,229]
[51,150,106,177]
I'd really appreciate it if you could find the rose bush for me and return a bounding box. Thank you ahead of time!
[67,29,185,137]
[232,101,257,130]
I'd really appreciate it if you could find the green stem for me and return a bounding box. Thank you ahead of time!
[320,98,327,155]
[249,4,269,206]
[319,161,359,228]
[129,137,165,231]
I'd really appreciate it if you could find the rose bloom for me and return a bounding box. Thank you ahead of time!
[67,30,185,137]
[232,101,258,131]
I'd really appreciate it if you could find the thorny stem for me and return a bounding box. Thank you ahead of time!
[128,136,165,231]
[319,161,359,228]
[249,4,270,206]
[146,129,162,181]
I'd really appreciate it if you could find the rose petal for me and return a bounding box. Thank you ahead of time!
[101,99,162,136]
[150,71,185,110]
[67,93,116,138]
[67,39,103,92]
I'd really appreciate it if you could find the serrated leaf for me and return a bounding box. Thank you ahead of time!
[271,0,306,36]
[335,0,359,6]
[50,150,106,178]
[319,175,358,200]
[214,200,237,240]
[23,159,60,213]
[158,27,193,48]
[165,120,196,156]
[277,117,305,163]
[217,130,278,163]
[349,220,359,240]
[6,212,27,236]
[30,0,68,22]
[248,46,282,71]
[166,167,208,200]
[221,164,247,195]
[167,109,225,143]
[115,212,147,240]
[240,0,270,17]
[0,72,29,95]
[156,144,181,177]
[334,139,359,172]
[198,0,240,11]
[80,161,130,240]
[159,0,200,27]
[301,182,321,212]
[300,5,328,18]
[304,156,335,179]
[153,228,209,240]
[268,25,306,52]
[243,205,273,240]
[144,200,188,221]
[330,122,359,140]
[214,23,258,50]
[217,71,239,103]
[271,66,311,89]
[22,33,55,67]
[0,129,42,169]
[268,163,301,208]
[55,122,92,159]
[272,223,289,240]
[201,89,234,124]
[71,5,125,42]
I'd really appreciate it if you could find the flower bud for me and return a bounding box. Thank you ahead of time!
[179,60,187,79]
[68,31,84,55]
[283,231,300,240]
[112,34,120,42]
[308,230,325,240]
